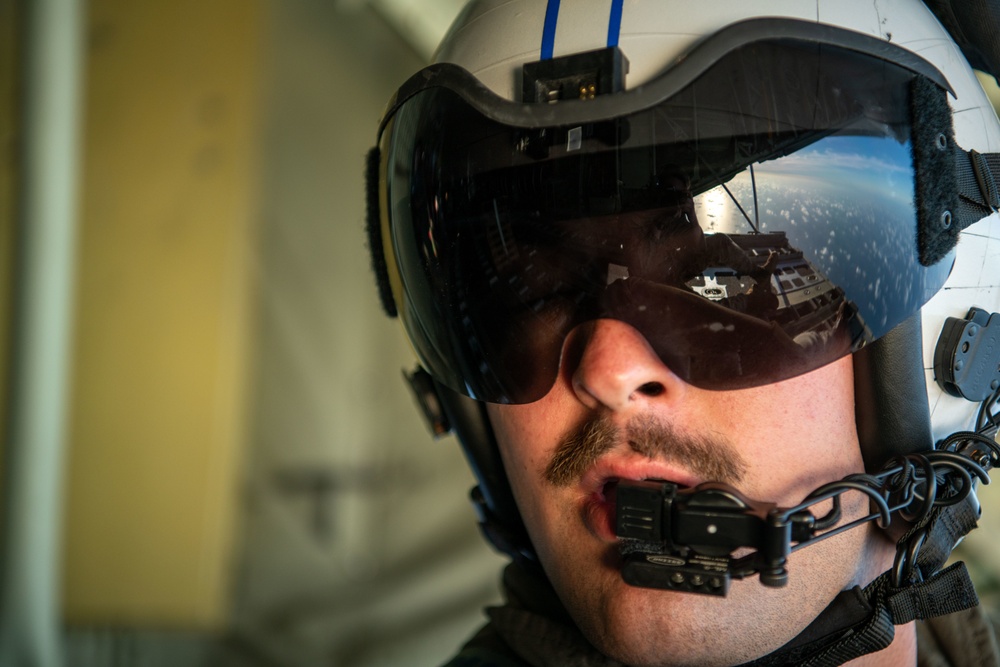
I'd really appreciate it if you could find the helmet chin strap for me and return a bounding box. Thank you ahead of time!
[735,492,982,667]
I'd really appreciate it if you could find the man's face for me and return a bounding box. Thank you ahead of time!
[486,319,889,667]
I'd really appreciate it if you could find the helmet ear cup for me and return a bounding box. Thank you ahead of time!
[365,146,398,317]
[432,379,536,562]
[853,313,933,474]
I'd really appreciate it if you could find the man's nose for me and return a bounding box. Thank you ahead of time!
[569,319,687,413]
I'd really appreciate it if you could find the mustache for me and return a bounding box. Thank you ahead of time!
[544,413,747,487]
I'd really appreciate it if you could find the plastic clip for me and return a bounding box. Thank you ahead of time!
[933,307,1000,402]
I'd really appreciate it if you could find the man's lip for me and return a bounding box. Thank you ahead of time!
[580,459,700,542]
[581,460,701,497]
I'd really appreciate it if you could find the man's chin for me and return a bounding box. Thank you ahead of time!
[557,569,805,667]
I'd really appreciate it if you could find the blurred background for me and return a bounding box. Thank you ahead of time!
[0,1,998,666]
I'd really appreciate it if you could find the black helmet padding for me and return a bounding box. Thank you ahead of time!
[853,313,934,473]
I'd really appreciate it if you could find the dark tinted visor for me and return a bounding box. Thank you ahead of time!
[380,34,954,404]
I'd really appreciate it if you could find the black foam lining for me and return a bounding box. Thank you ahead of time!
[911,76,960,266]
[853,313,933,474]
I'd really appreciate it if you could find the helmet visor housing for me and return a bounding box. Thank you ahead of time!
[378,30,954,404]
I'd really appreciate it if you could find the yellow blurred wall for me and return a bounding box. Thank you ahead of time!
[978,71,1000,118]
[62,0,260,627]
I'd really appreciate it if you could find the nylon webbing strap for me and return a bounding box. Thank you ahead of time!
[799,562,978,666]
[797,578,895,667]
[737,495,982,666]
[908,493,981,576]
[793,566,978,665]
[955,148,1000,229]
[887,561,979,622]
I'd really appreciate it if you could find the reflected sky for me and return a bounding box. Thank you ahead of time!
[757,135,914,204]
[694,134,950,333]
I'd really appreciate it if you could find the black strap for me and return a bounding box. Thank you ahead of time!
[797,563,978,667]
[798,579,896,667]
[736,495,982,667]
[909,492,981,580]
[955,148,1000,230]
[810,496,981,664]
[887,561,979,622]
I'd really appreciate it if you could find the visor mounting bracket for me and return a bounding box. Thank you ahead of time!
[522,46,629,103]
